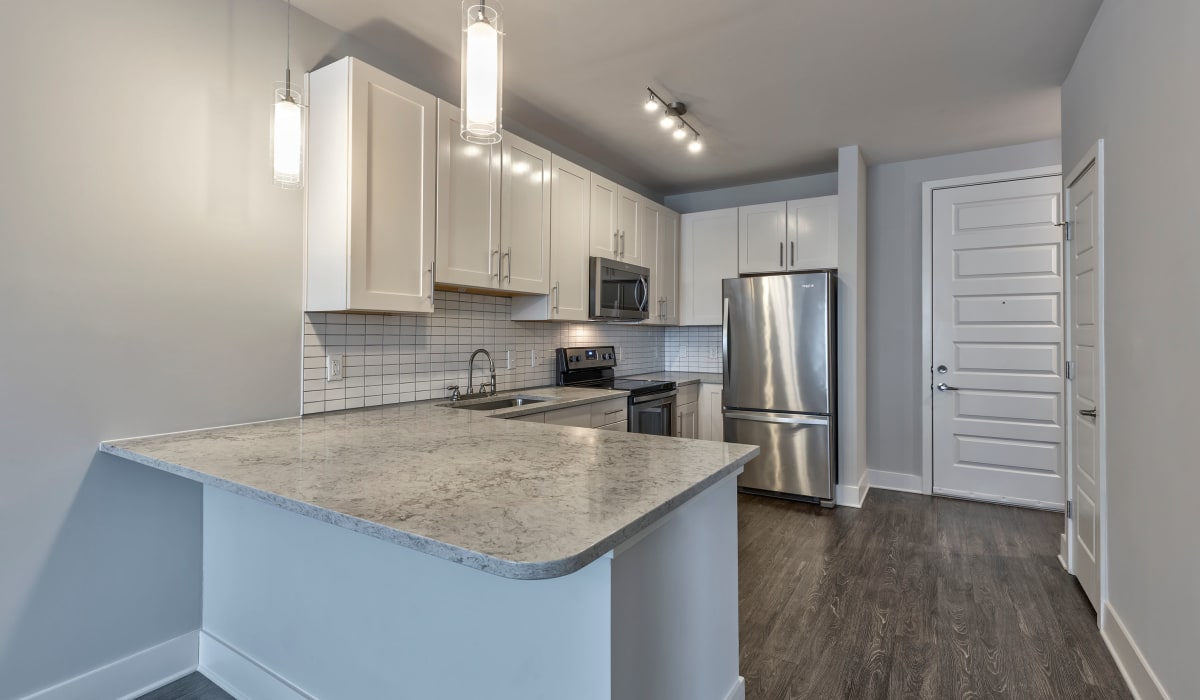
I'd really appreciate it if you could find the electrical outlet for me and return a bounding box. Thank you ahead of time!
[679,345,688,359]
[327,353,344,382]
[617,346,623,361]
[708,346,721,360]
[531,349,539,367]
[505,350,513,370]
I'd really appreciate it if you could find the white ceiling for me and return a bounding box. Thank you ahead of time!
[293,0,1101,195]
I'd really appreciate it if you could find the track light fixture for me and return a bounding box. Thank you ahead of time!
[642,87,702,154]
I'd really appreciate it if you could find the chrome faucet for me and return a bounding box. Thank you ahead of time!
[468,348,497,397]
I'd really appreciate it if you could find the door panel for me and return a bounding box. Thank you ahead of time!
[348,62,436,312]
[680,209,738,325]
[618,188,641,265]
[932,176,1065,509]
[738,202,787,274]
[500,133,551,294]
[548,157,591,321]
[1068,161,1102,609]
[786,196,838,270]
[726,412,833,500]
[589,174,619,260]
[436,101,501,289]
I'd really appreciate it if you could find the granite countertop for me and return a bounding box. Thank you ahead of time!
[628,371,724,386]
[100,386,757,581]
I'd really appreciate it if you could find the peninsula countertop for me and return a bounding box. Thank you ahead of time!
[100,386,758,581]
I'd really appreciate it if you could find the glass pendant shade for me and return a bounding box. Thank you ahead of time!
[272,86,304,189]
[461,3,503,145]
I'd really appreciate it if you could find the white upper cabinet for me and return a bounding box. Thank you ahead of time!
[436,101,551,295]
[642,202,679,326]
[658,209,680,324]
[306,57,436,314]
[617,187,642,266]
[500,133,552,294]
[738,201,787,274]
[681,208,739,326]
[588,174,620,261]
[786,195,839,270]
[512,155,590,321]
[435,99,501,290]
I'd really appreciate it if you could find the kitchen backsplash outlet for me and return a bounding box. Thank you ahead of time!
[302,291,667,414]
[664,326,723,373]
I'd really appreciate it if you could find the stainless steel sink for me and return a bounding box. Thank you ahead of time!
[444,396,549,411]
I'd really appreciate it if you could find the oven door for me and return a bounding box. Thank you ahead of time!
[628,391,677,436]
[590,257,650,321]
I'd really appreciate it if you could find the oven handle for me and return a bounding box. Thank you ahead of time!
[631,389,678,405]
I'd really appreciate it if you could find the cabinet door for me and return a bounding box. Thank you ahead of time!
[739,201,787,274]
[347,60,437,313]
[787,195,839,270]
[676,402,698,439]
[658,209,680,325]
[617,187,641,264]
[500,133,551,294]
[639,201,660,322]
[707,385,724,441]
[549,156,591,321]
[436,100,501,290]
[589,173,620,260]
[681,208,739,325]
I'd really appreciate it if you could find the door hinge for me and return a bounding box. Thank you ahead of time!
[1066,500,1073,519]
[1066,360,1076,381]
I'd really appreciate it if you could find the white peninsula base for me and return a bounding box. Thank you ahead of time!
[198,472,744,700]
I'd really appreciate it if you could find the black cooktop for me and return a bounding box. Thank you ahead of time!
[556,346,676,397]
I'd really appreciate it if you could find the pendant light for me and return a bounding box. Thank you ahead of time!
[461,2,503,145]
[272,0,304,189]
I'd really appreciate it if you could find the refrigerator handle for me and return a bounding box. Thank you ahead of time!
[724,410,830,426]
[722,297,731,384]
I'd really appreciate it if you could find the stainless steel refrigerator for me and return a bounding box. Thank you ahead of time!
[723,271,837,505]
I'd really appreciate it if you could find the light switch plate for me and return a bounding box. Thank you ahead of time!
[505,350,513,370]
[531,349,539,367]
[617,346,623,361]
[327,354,344,382]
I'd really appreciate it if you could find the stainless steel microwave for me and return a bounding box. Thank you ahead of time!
[589,257,650,321]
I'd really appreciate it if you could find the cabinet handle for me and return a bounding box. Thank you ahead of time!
[427,263,434,303]
[491,250,500,280]
[503,248,512,282]
[779,241,784,267]
[552,282,560,313]
[620,231,626,256]
[790,241,795,267]
[613,231,619,255]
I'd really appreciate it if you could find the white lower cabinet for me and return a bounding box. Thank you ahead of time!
[510,398,628,430]
[698,383,724,441]
[306,57,437,314]
[676,402,698,439]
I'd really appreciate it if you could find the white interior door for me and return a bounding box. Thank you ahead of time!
[932,176,1066,509]
[1066,160,1102,609]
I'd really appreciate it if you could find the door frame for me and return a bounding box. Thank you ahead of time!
[919,165,1063,496]
[1063,140,1108,624]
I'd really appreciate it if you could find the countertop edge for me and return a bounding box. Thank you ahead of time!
[99,440,759,581]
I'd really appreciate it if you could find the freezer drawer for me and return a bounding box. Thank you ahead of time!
[725,410,834,501]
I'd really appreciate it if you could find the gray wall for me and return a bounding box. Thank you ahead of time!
[0,1,665,697]
[664,172,838,214]
[1062,1,1199,695]
[865,139,1062,479]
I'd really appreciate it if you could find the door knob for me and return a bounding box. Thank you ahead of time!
[936,382,959,392]
[1079,408,1098,418]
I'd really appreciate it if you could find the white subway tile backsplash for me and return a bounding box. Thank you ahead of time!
[300,290,669,414]
[664,326,723,373]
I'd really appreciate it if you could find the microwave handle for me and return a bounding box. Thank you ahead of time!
[634,277,648,311]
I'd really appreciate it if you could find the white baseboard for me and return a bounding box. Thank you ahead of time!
[836,471,869,508]
[1101,602,1169,700]
[20,631,198,700]
[199,630,315,700]
[866,468,923,494]
[722,675,746,700]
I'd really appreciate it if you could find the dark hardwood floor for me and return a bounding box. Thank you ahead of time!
[738,489,1130,700]
[137,673,231,700]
